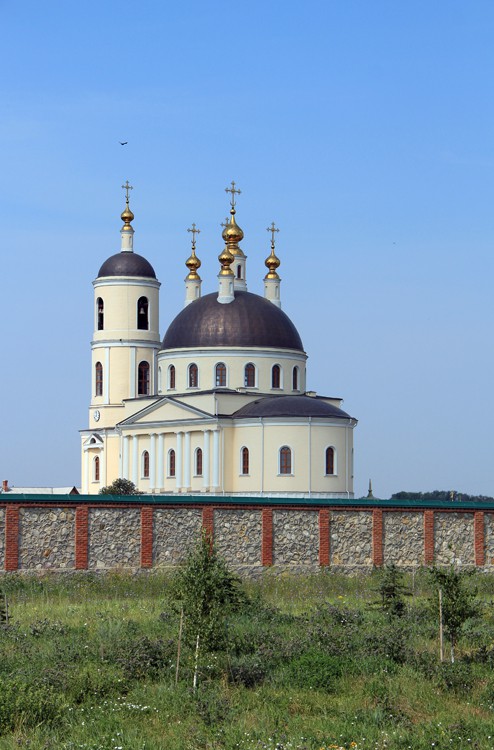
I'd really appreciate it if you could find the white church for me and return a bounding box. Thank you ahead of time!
[80,183,357,496]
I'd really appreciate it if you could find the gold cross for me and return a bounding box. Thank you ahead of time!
[187,222,200,246]
[267,222,280,245]
[225,180,241,208]
[121,180,133,202]
[220,217,229,229]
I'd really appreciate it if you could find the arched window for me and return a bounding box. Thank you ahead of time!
[195,448,203,476]
[188,363,198,388]
[138,361,150,395]
[244,363,255,388]
[279,446,292,475]
[97,298,104,330]
[168,449,176,478]
[241,447,249,475]
[142,450,150,479]
[95,362,103,397]
[169,365,176,389]
[158,367,162,393]
[325,447,335,476]
[94,456,100,482]
[272,364,281,389]
[137,296,149,330]
[237,264,242,279]
[215,362,226,387]
[292,366,299,391]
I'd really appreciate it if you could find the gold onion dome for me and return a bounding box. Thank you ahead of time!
[185,247,201,280]
[221,210,245,249]
[218,244,234,275]
[265,244,281,279]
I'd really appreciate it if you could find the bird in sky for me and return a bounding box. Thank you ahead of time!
[119,141,128,145]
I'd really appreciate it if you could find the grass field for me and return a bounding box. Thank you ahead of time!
[0,568,493,750]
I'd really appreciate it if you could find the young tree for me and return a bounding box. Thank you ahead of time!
[99,478,142,495]
[430,567,480,663]
[374,564,407,618]
[172,532,244,688]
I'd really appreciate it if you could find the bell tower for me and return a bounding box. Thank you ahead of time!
[89,183,161,431]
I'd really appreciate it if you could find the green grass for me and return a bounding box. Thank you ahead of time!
[0,570,493,749]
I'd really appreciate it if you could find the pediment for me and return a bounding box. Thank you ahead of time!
[118,396,214,427]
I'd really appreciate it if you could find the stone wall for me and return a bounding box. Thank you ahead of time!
[19,508,75,570]
[88,508,140,570]
[154,508,202,566]
[0,501,492,574]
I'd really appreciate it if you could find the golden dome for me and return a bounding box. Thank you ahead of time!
[264,222,281,279]
[222,210,244,245]
[120,202,134,231]
[185,247,201,280]
[218,245,234,275]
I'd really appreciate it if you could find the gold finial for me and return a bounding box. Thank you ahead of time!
[185,223,202,280]
[222,183,244,257]
[264,221,281,279]
[225,180,241,210]
[120,180,134,230]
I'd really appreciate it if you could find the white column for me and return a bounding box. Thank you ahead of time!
[203,430,210,491]
[212,429,220,490]
[149,433,156,492]
[122,436,129,479]
[100,446,106,488]
[184,432,191,491]
[158,434,164,491]
[104,348,110,404]
[132,435,138,486]
[176,432,183,492]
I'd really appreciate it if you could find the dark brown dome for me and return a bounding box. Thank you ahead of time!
[98,252,156,278]
[233,395,352,419]
[161,291,304,351]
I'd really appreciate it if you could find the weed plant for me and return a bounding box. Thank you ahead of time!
[0,569,492,749]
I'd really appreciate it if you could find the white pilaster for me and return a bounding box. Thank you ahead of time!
[158,433,164,491]
[217,274,234,304]
[122,436,129,479]
[176,432,183,492]
[83,450,89,493]
[104,348,110,403]
[184,432,191,490]
[264,277,281,308]
[212,429,220,490]
[149,433,156,492]
[130,348,136,398]
[203,430,210,491]
[132,435,138,486]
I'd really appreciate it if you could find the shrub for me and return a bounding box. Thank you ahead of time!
[228,654,267,687]
[0,677,65,731]
[281,650,342,692]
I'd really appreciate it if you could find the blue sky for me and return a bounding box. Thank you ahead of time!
[1,0,494,497]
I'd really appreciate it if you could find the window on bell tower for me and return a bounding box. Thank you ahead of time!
[137,297,149,330]
[97,298,104,330]
[138,361,150,395]
[95,362,103,397]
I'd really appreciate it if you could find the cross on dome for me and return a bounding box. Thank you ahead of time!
[187,222,200,248]
[267,222,280,246]
[225,181,241,209]
[121,180,133,203]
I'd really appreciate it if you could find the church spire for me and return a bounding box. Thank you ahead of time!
[263,222,282,308]
[222,181,247,291]
[120,180,134,253]
[184,223,202,306]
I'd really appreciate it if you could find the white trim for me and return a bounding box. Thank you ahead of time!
[92,340,161,349]
[159,347,307,361]
[93,278,161,290]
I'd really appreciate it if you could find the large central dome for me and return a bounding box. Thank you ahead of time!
[161,291,304,351]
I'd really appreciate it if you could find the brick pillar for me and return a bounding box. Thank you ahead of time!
[202,507,214,547]
[5,507,19,571]
[261,508,273,566]
[141,507,154,568]
[424,510,434,565]
[474,511,485,567]
[75,506,89,570]
[319,509,330,566]
[372,509,383,566]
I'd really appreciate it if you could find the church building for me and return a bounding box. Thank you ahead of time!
[80,183,357,496]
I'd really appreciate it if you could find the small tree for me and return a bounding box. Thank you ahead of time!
[172,532,244,688]
[430,567,480,663]
[374,564,407,618]
[99,478,142,495]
